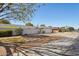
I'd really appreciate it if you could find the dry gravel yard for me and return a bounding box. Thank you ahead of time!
[39,32,79,38]
[20,35,62,48]
[0,32,79,56]
[0,34,62,56]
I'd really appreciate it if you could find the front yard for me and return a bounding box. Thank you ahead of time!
[0,34,62,49]
[0,36,25,43]
[0,32,79,56]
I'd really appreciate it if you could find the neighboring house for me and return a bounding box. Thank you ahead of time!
[39,26,52,34]
[0,24,60,35]
[39,26,60,33]
[41,28,52,33]
[52,27,60,33]
[0,24,40,35]
[19,26,40,35]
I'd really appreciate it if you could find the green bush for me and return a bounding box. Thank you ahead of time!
[0,30,12,37]
[42,31,45,33]
[15,28,23,35]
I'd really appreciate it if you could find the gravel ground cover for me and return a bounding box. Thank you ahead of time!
[0,32,79,56]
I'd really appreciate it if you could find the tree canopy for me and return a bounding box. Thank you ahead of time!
[0,3,41,22]
[40,24,46,27]
[26,22,33,26]
[67,27,74,31]
[60,26,75,32]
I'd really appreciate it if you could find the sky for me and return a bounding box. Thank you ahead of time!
[11,3,79,28]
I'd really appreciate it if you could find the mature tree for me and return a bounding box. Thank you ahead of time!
[0,19,10,24]
[40,24,46,27]
[67,27,74,31]
[48,26,52,28]
[60,27,66,32]
[78,28,79,30]
[60,26,75,32]
[26,22,33,26]
[40,24,46,29]
[0,3,41,22]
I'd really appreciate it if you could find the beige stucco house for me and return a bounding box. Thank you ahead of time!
[52,27,60,33]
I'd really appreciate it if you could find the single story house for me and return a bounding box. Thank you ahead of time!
[52,27,60,33]
[39,26,60,33]
[19,25,40,35]
[0,24,40,35]
[0,24,60,36]
[39,26,52,34]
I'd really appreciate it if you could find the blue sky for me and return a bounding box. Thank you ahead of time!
[11,3,79,28]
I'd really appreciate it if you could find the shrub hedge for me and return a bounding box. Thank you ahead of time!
[15,28,23,35]
[0,30,12,37]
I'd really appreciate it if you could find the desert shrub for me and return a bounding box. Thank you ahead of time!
[42,31,45,33]
[59,28,66,32]
[15,28,23,35]
[59,29,62,32]
[0,30,12,37]
[26,22,33,26]
[67,27,74,32]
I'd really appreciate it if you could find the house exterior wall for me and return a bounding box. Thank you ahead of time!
[52,29,59,33]
[22,28,40,35]
[41,28,52,34]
